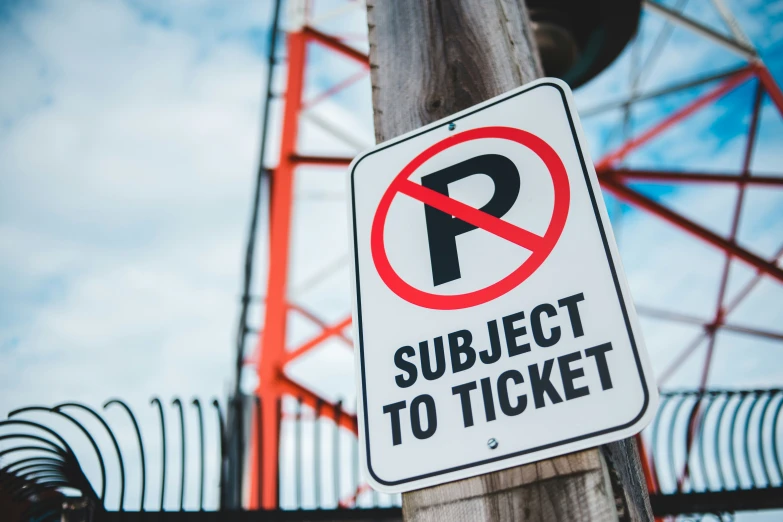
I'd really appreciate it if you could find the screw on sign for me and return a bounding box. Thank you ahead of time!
[347,79,658,493]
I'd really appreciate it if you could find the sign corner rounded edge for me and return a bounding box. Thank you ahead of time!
[362,457,407,495]
[536,76,573,94]
[347,147,377,190]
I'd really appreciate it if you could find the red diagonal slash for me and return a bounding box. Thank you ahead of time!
[370,126,570,310]
[397,179,543,251]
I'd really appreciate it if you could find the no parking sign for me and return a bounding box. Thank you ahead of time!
[347,78,657,493]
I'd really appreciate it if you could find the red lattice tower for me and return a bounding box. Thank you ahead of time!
[242,0,783,509]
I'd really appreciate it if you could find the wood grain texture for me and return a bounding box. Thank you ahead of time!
[602,438,655,521]
[402,450,603,509]
[401,450,620,522]
[367,0,542,143]
[366,1,653,520]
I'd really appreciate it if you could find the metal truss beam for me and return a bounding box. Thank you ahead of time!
[636,305,783,342]
[581,65,749,118]
[656,247,783,385]
[643,0,757,60]
[303,26,369,65]
[277,374,358,434]
[283,316,352,365]
[289,304,353,347]
[252,28,308,510]
[599,176,783,284]
[596,68,753,169]
[290,154,354,167]
[603,169,783,186]
[250,18,368,511]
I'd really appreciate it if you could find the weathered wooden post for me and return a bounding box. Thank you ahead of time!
[364,1,654,520]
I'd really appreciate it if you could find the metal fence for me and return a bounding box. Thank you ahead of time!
[3,390,783,520]
[272,396,400,510]
[0,394,399,520]
[0,397,228,515]
[647,389,783,516]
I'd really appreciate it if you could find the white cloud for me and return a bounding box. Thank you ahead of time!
[0,0,269,412]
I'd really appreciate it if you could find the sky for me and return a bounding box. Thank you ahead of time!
[0,0,782,516]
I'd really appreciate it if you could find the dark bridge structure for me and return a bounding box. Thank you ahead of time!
[1,389,782,521]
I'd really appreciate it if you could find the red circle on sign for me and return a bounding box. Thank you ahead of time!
[370,126,570,310]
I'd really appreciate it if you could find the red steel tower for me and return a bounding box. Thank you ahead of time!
[237,0,783,509]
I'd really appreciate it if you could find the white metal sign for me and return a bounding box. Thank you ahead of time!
[347,78,658,493]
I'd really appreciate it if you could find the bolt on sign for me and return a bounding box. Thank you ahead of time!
[347,78,658,493]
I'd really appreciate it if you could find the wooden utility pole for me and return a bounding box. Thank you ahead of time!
[365,1,653,520]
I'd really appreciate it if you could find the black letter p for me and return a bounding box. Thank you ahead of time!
[421,154,520,286]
